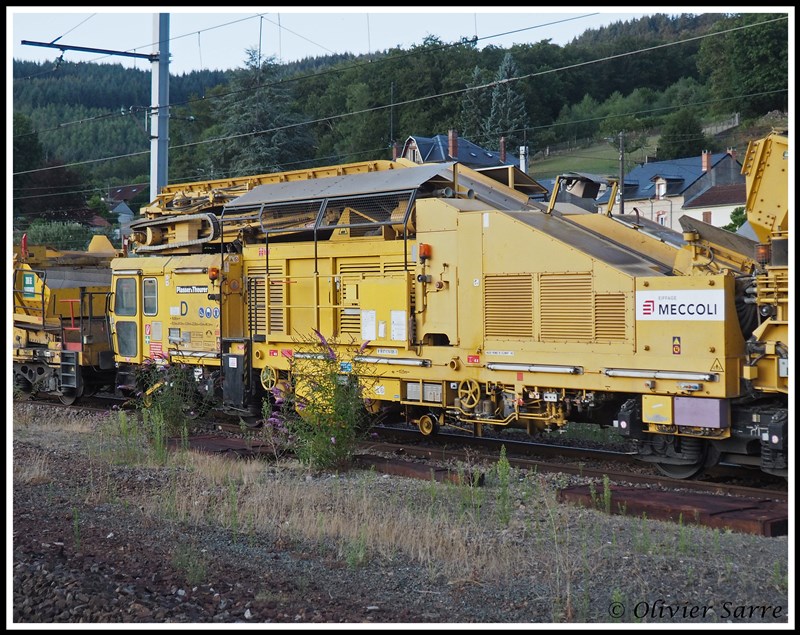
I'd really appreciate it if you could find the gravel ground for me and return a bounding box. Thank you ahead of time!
[10,402,792,627]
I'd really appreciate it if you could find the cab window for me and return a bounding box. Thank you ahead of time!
[143,278,158,316]
[114,278,137,316]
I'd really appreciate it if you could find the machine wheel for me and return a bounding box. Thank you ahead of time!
[655,459,706,480]
[457,379,481,409]
[418,413,440,437]
[651,436,708,479]
[59,383,84,406]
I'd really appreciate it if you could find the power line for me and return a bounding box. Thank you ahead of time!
[13,12,602,139]
[12,16,788,183]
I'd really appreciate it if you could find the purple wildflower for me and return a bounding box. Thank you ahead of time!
[313,328,336,359]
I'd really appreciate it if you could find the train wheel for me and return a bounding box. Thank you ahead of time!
[59,383,84,406]
[418,413,440,437]
[651,436,708,479]
[655,460,706,479]
[457,379,481,409]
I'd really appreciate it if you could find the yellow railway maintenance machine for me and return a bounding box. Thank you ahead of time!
[110,138,788,478]
[13,235,120,404]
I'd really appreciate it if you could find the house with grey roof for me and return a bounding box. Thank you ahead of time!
[398,130,546,199]
[399,130,520,169]
[596,150,745,231]
[106,183,148,239]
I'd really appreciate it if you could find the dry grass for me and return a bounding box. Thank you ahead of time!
[13,450,52,485]
[132,447,601,592]
[12,403,789,624]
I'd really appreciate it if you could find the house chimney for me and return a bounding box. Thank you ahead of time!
[499,136,506,163]
[726,146,737,160]
[519,146,528,173]
[701,149,711,172]
[448,129,458,161]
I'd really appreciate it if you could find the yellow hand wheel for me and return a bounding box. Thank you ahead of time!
[457,379,481,409]
[260,366,278,391]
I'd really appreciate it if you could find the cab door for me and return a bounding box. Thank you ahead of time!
[112,275,141,363]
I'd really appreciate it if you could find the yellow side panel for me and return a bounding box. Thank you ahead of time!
[361,378,402,402]
[358,276,411,348]
[642,394,673,424]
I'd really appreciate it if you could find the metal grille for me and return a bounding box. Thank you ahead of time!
[383,260,408,273]
[318,193,412,236]
[539,273,593,342]
[255,192,413,237]
[259,201,324,235]
[338,262,382,276]
[247,265,284,336]
[484,274,533,338]
[594,293,627,341]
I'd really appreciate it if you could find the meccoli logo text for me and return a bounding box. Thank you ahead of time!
[636,289,725,321]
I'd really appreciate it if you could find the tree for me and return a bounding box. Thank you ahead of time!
[656,109,708,160]
[18,221,101,251]
[697,13,789,118]
[13,113,92,230]
[484,53,529,151]
[458,66,492,142]
[722,206,747,232]
[202,51,316,177]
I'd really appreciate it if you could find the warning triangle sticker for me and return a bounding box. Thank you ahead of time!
[710,358,724,372]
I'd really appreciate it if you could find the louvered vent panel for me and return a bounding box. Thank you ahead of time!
[248,276,266,336]
[383,260,408,273]
[247,265,284,335]
[337,262,379,335]
[594,294,627,341]
[339,262,381,277]
[484,274,533,338]
[540,273,593,341]
[339,310,361,335]
[268,268,285,332]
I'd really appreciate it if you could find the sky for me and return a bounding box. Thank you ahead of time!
[6,7,667,75]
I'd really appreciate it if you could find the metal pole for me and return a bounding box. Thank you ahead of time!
[618,131,625,216]
[150,13,170,202]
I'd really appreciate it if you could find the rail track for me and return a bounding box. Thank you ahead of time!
[16,397,786,498]
[14,397,787,536]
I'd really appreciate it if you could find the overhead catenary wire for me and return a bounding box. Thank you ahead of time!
[11,16,788,185]
[13,12,600,139]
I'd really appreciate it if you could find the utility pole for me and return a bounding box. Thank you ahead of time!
[22,13,171,202]
[618,131,625,216]
[150,13,170,202]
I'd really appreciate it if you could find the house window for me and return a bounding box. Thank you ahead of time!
[702,211,712,224]
[656,182,666,199]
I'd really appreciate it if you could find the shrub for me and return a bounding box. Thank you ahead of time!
[281,331,374,472]
[133,358,216,437]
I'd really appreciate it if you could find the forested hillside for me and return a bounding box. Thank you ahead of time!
[12,12,788,231]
